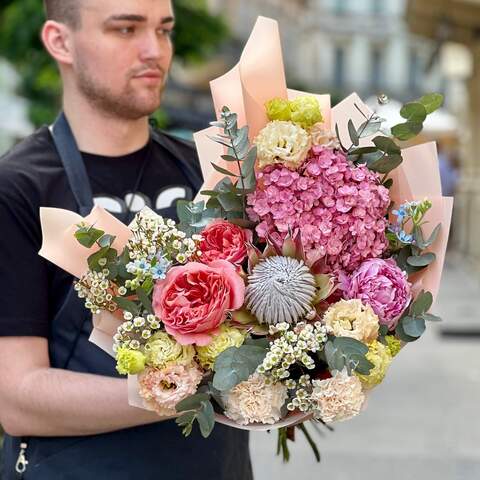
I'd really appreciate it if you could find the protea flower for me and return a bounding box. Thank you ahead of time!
[245,255,315,324]
[240,232,337,325]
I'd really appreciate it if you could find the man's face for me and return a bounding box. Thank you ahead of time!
[69,0,174,120]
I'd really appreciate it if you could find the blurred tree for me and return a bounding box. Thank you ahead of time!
[0,0,228,127]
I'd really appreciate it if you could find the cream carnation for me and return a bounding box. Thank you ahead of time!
[138,363,203,416]
[223,374,288,425]
[255,120,311,170]
[311,370,365,423]
[323,299,379,344]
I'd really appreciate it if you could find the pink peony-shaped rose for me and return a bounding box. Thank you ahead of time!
[198,220,252,265]
[152,260,245,345]
[341,258,411,330]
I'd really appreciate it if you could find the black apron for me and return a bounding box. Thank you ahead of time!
[2,113,253,480]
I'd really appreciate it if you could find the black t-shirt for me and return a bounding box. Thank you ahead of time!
[0,126,202,338]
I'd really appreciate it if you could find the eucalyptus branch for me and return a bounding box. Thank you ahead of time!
[224,124,247,220]
[346,111,377,155]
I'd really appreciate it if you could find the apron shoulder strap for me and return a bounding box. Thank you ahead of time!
[51,112,94,216]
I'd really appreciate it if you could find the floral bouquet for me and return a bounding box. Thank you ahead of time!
[39,17,453,461]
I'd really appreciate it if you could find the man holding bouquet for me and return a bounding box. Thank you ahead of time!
[0,0,252,478]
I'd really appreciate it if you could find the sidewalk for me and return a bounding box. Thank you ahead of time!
[250,259,480,480]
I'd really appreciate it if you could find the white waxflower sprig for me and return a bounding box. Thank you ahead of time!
[113,311,161,352]
[128,209,201,267]
[75,269,115,315]
[286,374,314,412]
[256,321,328,382]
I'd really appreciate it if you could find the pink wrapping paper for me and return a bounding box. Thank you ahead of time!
[331,92,374,148]
[39,205,133,362]
[89,312,124,358]
[39,205,132,278]
[210,16,287,139]
[388,142,453,305]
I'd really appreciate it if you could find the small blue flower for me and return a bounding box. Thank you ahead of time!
[150,256,171,280]
[126,259,151,275]
[137,259,149,272]
[393,207,407,223]
[396,230,413,244]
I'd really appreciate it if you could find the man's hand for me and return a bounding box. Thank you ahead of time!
[0,337,168,437]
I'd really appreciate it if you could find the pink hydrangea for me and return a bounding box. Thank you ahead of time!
[247,146,390,273]
[341,258,412,330]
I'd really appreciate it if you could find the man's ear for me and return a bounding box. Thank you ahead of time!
[41,20,74,66]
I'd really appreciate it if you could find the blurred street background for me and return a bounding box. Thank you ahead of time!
[0,0,479,478]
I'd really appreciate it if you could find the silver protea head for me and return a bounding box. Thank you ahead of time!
[245,256,316,325]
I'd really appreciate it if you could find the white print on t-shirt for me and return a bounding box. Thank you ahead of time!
[93,186,189,214]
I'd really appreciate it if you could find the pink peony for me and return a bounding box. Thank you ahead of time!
[138,364,203,416]
[341,258,411,330]
[247,146,390,274]
[198,220,252,265]
[152,260,245,345]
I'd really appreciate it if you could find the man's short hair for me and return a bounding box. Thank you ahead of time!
[43,0,82,28]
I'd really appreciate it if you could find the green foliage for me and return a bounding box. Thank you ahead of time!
[345,95,443,177]
[0,0,61,125]
[212,343,268,392]
[176,200,220,236]
[173,0,229,64]
[113,296,140,316]
[345,111,403,176]
[323,337,374,375]
[202,107,258,223]
[75,224,105,249]
[175,393,216,438]
[136,286,154,315]
[0,0,229,127]
[395,290,440,342]
[391,94,444,141]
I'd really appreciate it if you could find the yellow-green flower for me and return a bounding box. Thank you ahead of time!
[196,325,246,369]
[145,332,195,368]
[266,98,291,122]
[385,335,402,357]
[116,347,146,375]
[289,96,323,129]
[356,340,392,390]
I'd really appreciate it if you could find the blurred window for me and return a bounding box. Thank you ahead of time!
[371,0,384,14]
[334,0,348,15]
[409,48,422,93]
[371,45,384,92]
[334,46,345,88]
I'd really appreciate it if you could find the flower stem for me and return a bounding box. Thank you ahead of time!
[298,423,321,462]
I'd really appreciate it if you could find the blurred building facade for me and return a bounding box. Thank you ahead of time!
[207,0,447,101]
[408,0,480,274]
